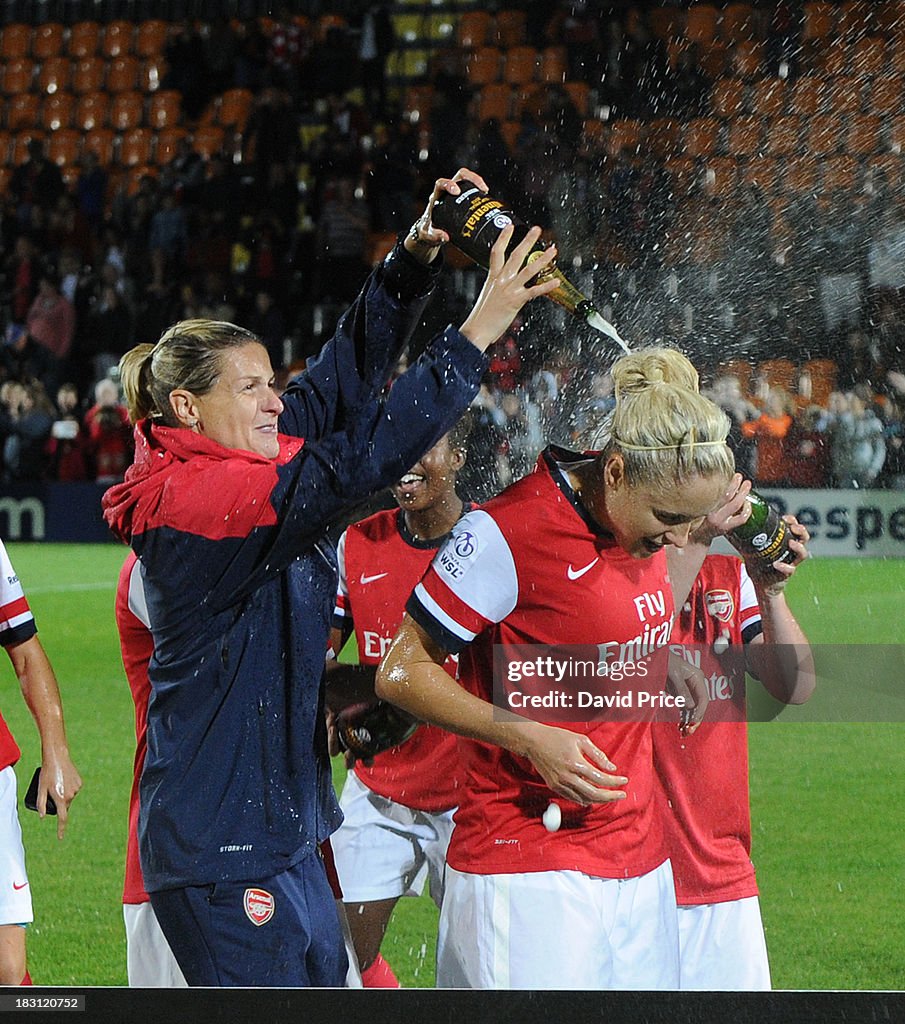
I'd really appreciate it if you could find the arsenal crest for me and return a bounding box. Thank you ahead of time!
[704,588,735,624]
[244,887,275,927]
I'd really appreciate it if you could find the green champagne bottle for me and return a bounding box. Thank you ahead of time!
[728,491,795,580]
[431,178,628,351]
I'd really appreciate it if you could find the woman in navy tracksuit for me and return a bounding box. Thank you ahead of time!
[102,173,560,987]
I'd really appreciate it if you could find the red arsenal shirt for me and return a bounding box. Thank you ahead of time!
[407,449,674,879]
[653,554,763,905]
[335,507,467,812]
[0,540,34,771]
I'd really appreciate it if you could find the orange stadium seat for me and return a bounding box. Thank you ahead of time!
[503,46,538,86]
[68,21,101,58]
[139,58,168,92]
[71,57,105,94]
[402,84,433,125]
[764,115,801,157]
[107,56,139,93]
[37,56,71,95]
[751,78,787,117]
[465,46,502,86]
[788,76,821,116]
[819,44,848,78]
[42,92,74,130]
[682,116,719,158]
[564,81,590,117]
[648,6,685,43]
[539,46,567,84]
[83,127,116,165]
[457,10,491,48]
[801,359,837,406]
[823,76,863,115]
[0,132,11,164]
[3,58,34,94]
[121,164,157,195]
[663,156,697,195]
[851,36,888,77]
[0,24,31,60]
[712,77,746,119]
[500,119,521,152]
[821,155,858,191]
[758,358,796,392]
[119,127,154,167]
[494,10,527,48]
[727,115,761,157]
[33,22,64,60]
[101,20,134,59]
[47,127,81,167]
[740,154,778,194]
[147,90,181,130]
[74,91,108,131]
[192,125,225,159]
[0,165,11,194]
[802,2,835,41]
[610,118,643,155]
[807,114,839,156]
[721,3,759,44]
[685,4,719,46]
[699,39,730,78]
[475,82,511,123]
[847,114,881,155]
[109,91,144,131]
[702,155,739,197]
[218,88,253,131]
[836,1,872,41]
[646,118,681,159]
[869,77,901,115]
[11,129,45,164]
[730,39,764,78]
[135,20,169,58]
[7,93,39,131]
[784,155,819,193]
[155,126,188,164]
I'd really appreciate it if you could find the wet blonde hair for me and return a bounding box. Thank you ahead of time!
[119,318,259,425]
[595,347,734,489]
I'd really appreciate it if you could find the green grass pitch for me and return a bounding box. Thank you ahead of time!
[2,543,903,989]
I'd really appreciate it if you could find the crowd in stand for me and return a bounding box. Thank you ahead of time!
[1,0,905,490]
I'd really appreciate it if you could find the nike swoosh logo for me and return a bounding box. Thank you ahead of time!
[12,882,28,891]
[567,558,599,580]
[359,573,389,585]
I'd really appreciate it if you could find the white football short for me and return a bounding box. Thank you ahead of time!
[123,901,187,987]
[331,769,454,905]
[0,766,32,927]
[677,896,771,990]
[437,859,680,989]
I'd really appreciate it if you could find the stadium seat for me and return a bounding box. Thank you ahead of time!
[7,93,40,131]
[42,91,74,130]
[699,39,730,78]
[806,114,839,156]
[685,4,719,46]
[801,358,837,406]
[646,118,681,160]
[32,22,64,59]
[457,10,491,48]
[139,58,167,93]
[11,129,46,164]
[192,125,225,159]
[74,91,108,131]
[727,115,761,158]
[71,57,105,94]
[751,78,787,117]
[702,155,738,197]
[663,156,697,196]
[502,46,538,86]
[107,56,139,93]
[475,82,511,123]
[648,6,685,44]
[109,91,144,131]
[0,24,31,61]
[802,2,835,41]
[821,155,858,191]
[836,0,872,41]
[402,84,433,125]
[712,77,746,119]
[67,21,101,59]
[119,126,153,167]
[37,56,71,95]
[758,358,796,392]
[122,164,157,195]
[564,81,590,117]
[218,88,253,131]
[846,114,881,156]
[823,77,863,115]
[538,46,567,84]
[721,3,758,44]
[47,127,81,167]
[851,36,888,78]
[155,126,188,164]
[868,76,901,115]
[135,19,169,58]
[493,9,527,48]
[500,119,521,153]
[2,58,35,95]
[0,165,11,194]
[147,89,181,130]
[784,154,819,193]
[682,117,719,158]
[730,39,764,78]
[788,76,821,116]
[83,127,116,165]
[764,115,801,157]
[465,46,502,85]
[101,20,134,59]
[739,154,778,194]
[610,118,643,155]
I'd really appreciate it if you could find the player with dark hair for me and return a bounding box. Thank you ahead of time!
[328,414,473,987]
[658,482,815,989]
[0,538,81,985]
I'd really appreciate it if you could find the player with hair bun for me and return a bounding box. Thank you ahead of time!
[378,347,736,989]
